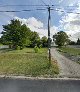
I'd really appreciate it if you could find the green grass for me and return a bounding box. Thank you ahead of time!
[0,48,59,77]
[58,47,80,55]
[0,44,3,46]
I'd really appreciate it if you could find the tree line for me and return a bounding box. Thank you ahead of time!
[53,31,80,46]
[0,19,79,49]
[69,38,80,45]
[0,19,48,49]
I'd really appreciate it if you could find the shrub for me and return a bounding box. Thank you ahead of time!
[34,46,39,53]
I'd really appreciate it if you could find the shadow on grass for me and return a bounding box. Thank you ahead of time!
[0,48,14,53]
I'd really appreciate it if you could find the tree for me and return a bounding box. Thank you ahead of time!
[1,19,31,49]
[30,31,41,47]
[0,38,2,44]
[41,36,48,47]
[53,31,69,47]
[77,38,80,45]
[69,41,76,45]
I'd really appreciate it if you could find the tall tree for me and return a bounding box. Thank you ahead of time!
[77,38,80,45]
[41,36,48,47]
[30,31,40,47]
[53,31,69,47]
[1,19,31,49]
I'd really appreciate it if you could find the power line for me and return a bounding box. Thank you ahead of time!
[49,0,53,6]
[0,4,48,7]
[0,3,79,14]
[0,10,20,12]
[0,2,78,9]
[40,0,48,6]
[0,4,78,10]
[51,8,80,14]
[0,8,46,12]
[52,4,78,7]
[0,8,80,14]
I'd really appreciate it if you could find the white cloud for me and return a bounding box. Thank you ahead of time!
[59,0,63,3]
[59,2,80,41]
[50,26,58,36]
[14,17,43,28]
[14,17,58,38]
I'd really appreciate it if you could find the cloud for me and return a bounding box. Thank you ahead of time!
[59,2,80,41]
[60,14,80,41]
[59,0,63,3]
[70,20,80,25]
[14,17,58,38]
[15,17,43,28]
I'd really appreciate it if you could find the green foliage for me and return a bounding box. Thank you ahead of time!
[69,41,76,45]
[30,31,41,47]
[59,47,80,55]
[41,36,48,47]
[1,19,50,49]
[39,44,42,48]
[53,31,69,47]
[77,38,80,45]
[1,19,31,49]
[34,45,39,53]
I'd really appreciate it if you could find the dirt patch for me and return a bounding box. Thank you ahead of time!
[61,52,80,63]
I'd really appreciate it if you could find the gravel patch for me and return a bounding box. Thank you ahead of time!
[51,47,80,78]
[61,53,80,63]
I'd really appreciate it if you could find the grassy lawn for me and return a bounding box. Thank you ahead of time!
[0,48,59,77]
[58,47,80,55]
[0,44,3,46]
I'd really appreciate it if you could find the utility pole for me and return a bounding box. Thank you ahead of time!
[48,6,51,63]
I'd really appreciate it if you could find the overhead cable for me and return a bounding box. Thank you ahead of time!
[40,0,48,6]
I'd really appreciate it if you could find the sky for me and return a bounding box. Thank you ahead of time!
[0,0,80,41]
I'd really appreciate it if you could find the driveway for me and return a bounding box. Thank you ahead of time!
[51,47,80,78]
[0,78,80,92]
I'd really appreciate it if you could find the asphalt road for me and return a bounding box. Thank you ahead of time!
[0,78,80,92]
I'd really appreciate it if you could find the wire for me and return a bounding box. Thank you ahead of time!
[0,10,20,12]
[0,4,48,7]
[0,8,46,12]
[49,0,53,6]
[0,8,80,15]
[0,4,79,14]
[52,4,78,7]
[51,8,80,14]
[40,0,48,6]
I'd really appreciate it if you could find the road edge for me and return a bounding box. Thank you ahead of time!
[0,75,80,80]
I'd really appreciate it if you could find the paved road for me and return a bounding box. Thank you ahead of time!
[51,47,80,78]
[0,78,80,92]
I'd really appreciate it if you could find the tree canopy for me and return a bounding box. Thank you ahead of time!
[1,19,48,49]
[53,31,69,47]
[77,38,80,45]
[1,19,31,49]
[29,31,40,47]
[41,36,48,47]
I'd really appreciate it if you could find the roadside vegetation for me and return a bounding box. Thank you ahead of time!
[58,46,80,64]
[53,31,69,47]
[0,19,48,50]
[0,48,59,77]
[53,31,80,64]
[58,47,80,55]
[0,19,59,77]
[0,44,3,46]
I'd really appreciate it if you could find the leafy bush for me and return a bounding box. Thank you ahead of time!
[34,46,39,53]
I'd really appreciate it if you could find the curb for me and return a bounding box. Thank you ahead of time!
[0,75,80,80]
